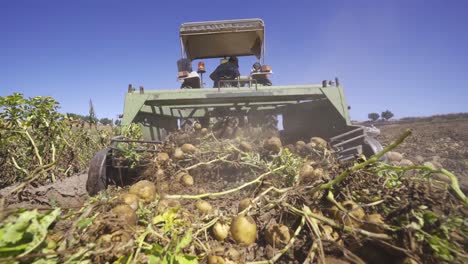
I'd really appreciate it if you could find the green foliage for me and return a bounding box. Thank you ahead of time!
[99,118,112,126]
[407,207,466,263]
[271,148,303,187]
[146,231,198,264]
[88,99,97,125]
[0,93,111,187]
[114,123,144,168]
[368,112,380,122]
[381,110,394,121]
[152,207,188,235]
[0,208,60,259]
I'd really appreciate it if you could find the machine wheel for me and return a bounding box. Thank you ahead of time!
[86,148,110,196]
[362,136,387,161]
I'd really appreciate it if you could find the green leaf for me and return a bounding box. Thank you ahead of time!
[174,254,198,264]
[175,230,192,252]
[0,210,38,245]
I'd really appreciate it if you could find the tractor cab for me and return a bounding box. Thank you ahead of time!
[177,19,272,89]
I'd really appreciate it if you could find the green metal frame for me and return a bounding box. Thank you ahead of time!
[122,84,354,142]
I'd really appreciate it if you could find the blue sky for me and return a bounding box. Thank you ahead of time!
[1,0,467,121]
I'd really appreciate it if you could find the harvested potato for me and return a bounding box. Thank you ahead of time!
[342,200,365,220]
[181,143,197,154]
[231,215,257,246]
[239,141,253,152]
[200,128,209,135]
[118,193,139,210]
[196,200,213,214]
[310,137,327,149]
[129,180,156,203]
[225,248,240,261]
[154,168,165,180]
[329,201,365,228]
[212,221,230,241]
[363,213,385,233]
[387,151,403,162]
[194,123,202,131]
[208,256,225,264]
[399,159,414,166]
[263,137,282,152]
[173,148,185,160]
[181,173,194,186]
[299,164,315,183]
[156,152,170,162]
[264,224,291,248]
[111,204,137,225]
[238,198,253,213]
[295,140,306,152]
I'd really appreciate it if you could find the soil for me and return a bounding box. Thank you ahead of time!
[376,118,468,190]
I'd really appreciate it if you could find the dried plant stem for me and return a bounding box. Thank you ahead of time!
[382,164,466,204]
[165,166,285,199]
[317,129,412,192]
[285,203,391,240]
[247,216,305,264]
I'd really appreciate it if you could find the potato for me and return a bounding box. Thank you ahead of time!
[129,180,156,202]
[329,201,365,228]
[212,221,230,241]
[342,200,365,220]
[387,151,403,162]
[239,141,253,152]
[294,141,306,153]
[231,215,257,246]
[111,204,137,225]
[225,248,240,261]
[313,168,324,178]
[399,159,414,166]
[194,123,202,131]
[181,143,197,154]
[201,128,209,135]
[322,225,339,241]
[264,224,291,248]
[299,164,315,183]
[363,213,385,233]
[238,198,253,213]
[208,256,225,264]
[156,152,170,162]
[263,136,282,152]
[173,147,185,160]
[118,193,139,210]
[181,173,194,186]
[310,137,327,149]
[196,200,213,214]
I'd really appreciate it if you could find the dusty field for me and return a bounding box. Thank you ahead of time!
[376,118,468,191]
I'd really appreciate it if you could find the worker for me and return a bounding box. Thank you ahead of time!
[210,56,240,88]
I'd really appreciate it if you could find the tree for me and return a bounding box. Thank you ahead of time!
[115,119,122,126]
[368,112,380,122]
[99,118,112,126]
[88,99,98,126]
[381,110,394,121]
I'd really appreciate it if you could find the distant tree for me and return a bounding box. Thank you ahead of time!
[381,110,394,121]
[99,118,112,126]
[368,112,380,122]
[66,113,86,121]
[88,99,98,126]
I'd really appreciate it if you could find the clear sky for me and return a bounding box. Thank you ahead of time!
[1,0,467,121]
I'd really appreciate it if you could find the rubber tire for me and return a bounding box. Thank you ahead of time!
[86,148,110,196]
[363,136,388,161]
